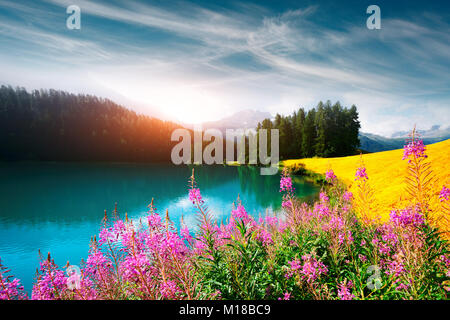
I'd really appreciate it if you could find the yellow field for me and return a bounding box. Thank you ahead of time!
[283,139,450,235]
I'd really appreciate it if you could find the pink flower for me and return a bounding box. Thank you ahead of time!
[389,208,424,227]
[325,169,337,183]
[160,280,181,299]
[439,186,450,202]
[343,191,353,202]
[256,228,273,245]
[265,216,278,227]
[0,260,27,300]
[282,199,292,209]
[278,292,291,300]
[319,192,329,203]
[287,254,328,283]
[189,188,203,204]
[180,226,192,242]
[354,167,368,181]
[280,177,293,192]
[337,280,355,300]
[358,254,367,263]
[402,139,427,162]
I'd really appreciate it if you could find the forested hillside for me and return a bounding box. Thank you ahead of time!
[257,101,360,159]
[0,86,181,162]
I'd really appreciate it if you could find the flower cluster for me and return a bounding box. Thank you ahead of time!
[280,176,293,192]
[337,280,354,300]
[439,186,450,202]
[189,188,203,204]
[354,167,368,181]
[287,254,328,284]
[389,208,425,227]
[0,259,27,300]
[325,169,337,183]
[403,139,427,162]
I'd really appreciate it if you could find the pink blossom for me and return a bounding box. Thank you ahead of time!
[287,254,328,283]
[282,199,292,209]
[439,186,450,202]
[402,139,427,162]
[337,280,354,300]
[325,169,337,183]
[319,192,329,203]
[280,177,293,192]
[355,167,368,181]
[278,292,291,300]
[189,188,203,204]
[389,208,424,227]
[343,191,353,202]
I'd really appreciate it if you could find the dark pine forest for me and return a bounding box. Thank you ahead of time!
[0,86,181,162]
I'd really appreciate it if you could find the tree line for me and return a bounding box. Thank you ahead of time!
[257,101,361,160]
[0,86,182,162]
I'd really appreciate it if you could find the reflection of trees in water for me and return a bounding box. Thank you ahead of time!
[236,166,320,209]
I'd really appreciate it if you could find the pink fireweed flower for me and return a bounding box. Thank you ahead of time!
[343,191,353,202]
[312,203,330,219]
[319,192,329,203]
[278,292,291,300]
[160,280,181,299]
[280,176,293,192]
[354,167,368,181]
[325,169,337,183]
[402,139,427,162]
[189,188,203,204]
[281,199,292,209]
[147,213,162,228]
[256,228,273,245]
[385,260,405,277]
[265,216,278,227]
[439,186,450,202]
[322,215,344,232]
[32,259,68,300]
[231,204,249,221]
[180,226,192,242]
[389,208,424,227]
[358,254,367,263]
[287,254,328,283]
[337,280,355,300]
[395,282,409,291]
[338,231,353,246]
[0,260,27,300]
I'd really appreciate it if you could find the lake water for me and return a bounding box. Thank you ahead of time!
[0,163,319,292]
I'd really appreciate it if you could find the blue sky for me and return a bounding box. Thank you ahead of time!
[0,0,449,136]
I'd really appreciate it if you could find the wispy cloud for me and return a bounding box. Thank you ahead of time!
[0,0,448,135]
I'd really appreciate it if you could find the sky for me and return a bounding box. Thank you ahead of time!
[0,0,449,136]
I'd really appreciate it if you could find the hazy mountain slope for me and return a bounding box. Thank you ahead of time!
[359,128,450,152]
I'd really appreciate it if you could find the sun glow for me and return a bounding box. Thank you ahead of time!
[89,71,228,124]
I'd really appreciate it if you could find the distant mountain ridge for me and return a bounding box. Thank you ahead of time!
[390,125,450,139]
[359,125,450,152]
[183,109,272,131]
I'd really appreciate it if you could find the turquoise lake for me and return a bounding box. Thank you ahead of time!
[0,163,320,292]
